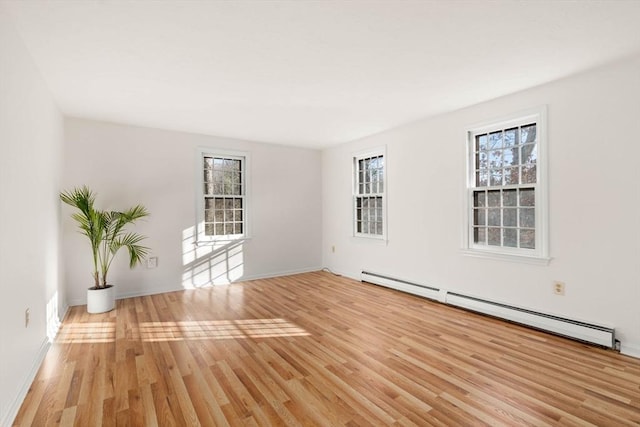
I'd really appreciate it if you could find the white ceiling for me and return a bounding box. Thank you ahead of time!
[4,1,640,148]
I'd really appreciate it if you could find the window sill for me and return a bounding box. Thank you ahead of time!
[351,235,388,245]
[195,237,250,246]
[461,249,551,266]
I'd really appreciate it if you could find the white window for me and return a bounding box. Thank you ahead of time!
[196,148,250,242]
[464,107,549,263]
[353,148,386,239]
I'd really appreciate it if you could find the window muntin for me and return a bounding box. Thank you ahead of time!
[197,150,248,241]
[354,151,385,238]
[466,108,548,260]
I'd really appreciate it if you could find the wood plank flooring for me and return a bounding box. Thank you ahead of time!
[13,271,640,426]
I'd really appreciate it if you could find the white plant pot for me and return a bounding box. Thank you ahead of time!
[87,285,116,314]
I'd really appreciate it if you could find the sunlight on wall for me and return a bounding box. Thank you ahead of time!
[181,225,244,288]
[46,292,60,342]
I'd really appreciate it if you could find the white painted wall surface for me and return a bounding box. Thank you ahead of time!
[322,55,640,358]
[0,5,63,425]
[63,119,322,305]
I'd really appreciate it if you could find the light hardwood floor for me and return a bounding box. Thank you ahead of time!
[13,271,640,426]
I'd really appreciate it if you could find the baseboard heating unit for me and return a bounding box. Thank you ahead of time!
[361,270,616,349]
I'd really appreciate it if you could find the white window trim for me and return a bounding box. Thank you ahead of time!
[462,106,550,264]
[195,147,251,244]
[352,146,388,242]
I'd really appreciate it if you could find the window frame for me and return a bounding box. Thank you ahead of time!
[463,106,550,264]
[195,147,251,244]
[352,147,387,241]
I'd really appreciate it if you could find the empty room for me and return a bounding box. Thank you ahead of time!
[1,1,639,425]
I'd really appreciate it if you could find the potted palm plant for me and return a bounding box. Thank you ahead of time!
[60,186,150,313]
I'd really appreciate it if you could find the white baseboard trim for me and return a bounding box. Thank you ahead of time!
[240,266,323,282]
[621,342,640,359]
[1,338,51,427]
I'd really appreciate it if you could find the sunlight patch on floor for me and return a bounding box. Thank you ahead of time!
[54,318,309,343]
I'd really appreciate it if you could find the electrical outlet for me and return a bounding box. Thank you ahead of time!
[25,308,30,327]
[553,281,565,296]
[147,256,158,269]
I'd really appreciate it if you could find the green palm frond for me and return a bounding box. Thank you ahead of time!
[61,186,151,289]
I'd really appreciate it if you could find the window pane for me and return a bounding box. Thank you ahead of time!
[520,208,535,228]
[520,229,535,249]
[519,188,535,206]
[205,224,214,235]
[211,169,222,184]
[504,228,517,247]
[234,199,242,209]
[375,222,383,235]
[474,209,486,226]
[504,127,518,147]
[487,190,501,207]
[474,227,486,244]
[490,170,502,186]
[476,171,488,187]
[489,150,503,168]
[473,191,486,208]
[521,143,537,166]
[503,167,519,185]
[215,198,224,209]
[489,131,502,150]
[502,149,515,167]
[503,189,517,207]
[476,134,487,151]
[521,124,536,144]
[522,164,537,184]
[503,208,517,227]
[488,209,500,226]
[214,209,224,222]
[488,228,501,246]
[476,151,488,170]
[214,224,224,235]
[223,183,233,195]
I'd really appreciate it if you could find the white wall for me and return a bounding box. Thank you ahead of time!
[322,55,640,358]
[0,5,63,426]
[63,118,322,304]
